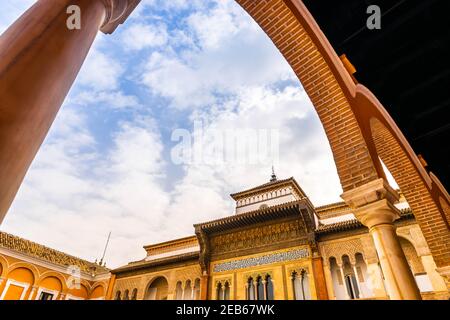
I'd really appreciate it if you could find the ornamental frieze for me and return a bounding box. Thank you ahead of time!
[0,231,95,272]
[210,220,306,254]
[213,248,310,273]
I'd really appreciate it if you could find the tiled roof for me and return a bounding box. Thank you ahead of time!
[316,208,415,234]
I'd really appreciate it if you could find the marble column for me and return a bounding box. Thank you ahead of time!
[0,0,140,223]
[352,263,363,298]
[337,263,351,300]
[342,179,422,300]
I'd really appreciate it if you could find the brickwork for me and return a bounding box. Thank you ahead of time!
[235,0,379,192]
[370,118,450,267]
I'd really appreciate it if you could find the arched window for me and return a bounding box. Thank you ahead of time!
[256,276,265,300]
[114,291,121,300]
[216,282,223,300]
[224,282,230,300]
[345,275,359,299]
[194,278,201,300]
[292,269,311,300]
[123,289,129,300]
[131,288,138,300]
[175,281,183,300]
[145,277,169,300]
[247,278,255,300]
[342,255,360,299]
[184,280,192,300]
[265,275,274,300]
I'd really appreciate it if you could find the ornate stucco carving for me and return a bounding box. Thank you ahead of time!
[210,220,307,255]
[0,231,104,273]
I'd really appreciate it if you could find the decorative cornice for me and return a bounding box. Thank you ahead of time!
[143,235,198,256]
[194,200,310,234]
[100,0,141,34]
[111,251,199,274]
[0,231,108,274]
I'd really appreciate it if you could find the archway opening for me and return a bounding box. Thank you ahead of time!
[145,276,169,300]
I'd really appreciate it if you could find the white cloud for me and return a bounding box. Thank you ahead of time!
[0,0,344,269]
[122,23,168,51]
[71,90,141,110]
[3,108,171,267]
[77,47,124,91]
[141,0,294,109]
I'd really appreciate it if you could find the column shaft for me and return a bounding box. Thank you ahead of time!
[370,223,422,299]
[352,264,362,298]
[0,0,106,222]
[338,265,350,299]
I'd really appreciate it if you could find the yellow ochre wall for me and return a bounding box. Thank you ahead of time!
[0,253,107,300]
[112,262,203,300]
[209,246,317,300]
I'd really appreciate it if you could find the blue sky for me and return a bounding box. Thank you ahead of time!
[0,0,346,267]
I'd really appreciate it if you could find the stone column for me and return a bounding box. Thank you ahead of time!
[262,280,267,300]
[0,0,140,223]
[365,261,388,298]
[337,263,351,300]
[352,264,363,298]
[342,179,422,300]
[244,283,249,300]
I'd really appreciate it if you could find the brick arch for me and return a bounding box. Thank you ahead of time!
[398,236,425,276]
[369,117,450,267]
[235,0,380,192]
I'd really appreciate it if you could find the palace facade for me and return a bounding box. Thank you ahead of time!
[0,175,448,300]
[0,232,110,300]
[109,175,449,300]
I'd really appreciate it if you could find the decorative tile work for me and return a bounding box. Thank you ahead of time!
[213,248,309,273]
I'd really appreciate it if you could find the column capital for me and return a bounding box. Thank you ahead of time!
[100,0,141,34]
[354,199,401,228]
[341,178,401,228]
[341,178,399,209]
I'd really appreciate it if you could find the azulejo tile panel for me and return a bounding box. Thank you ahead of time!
[213,248,309,272]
